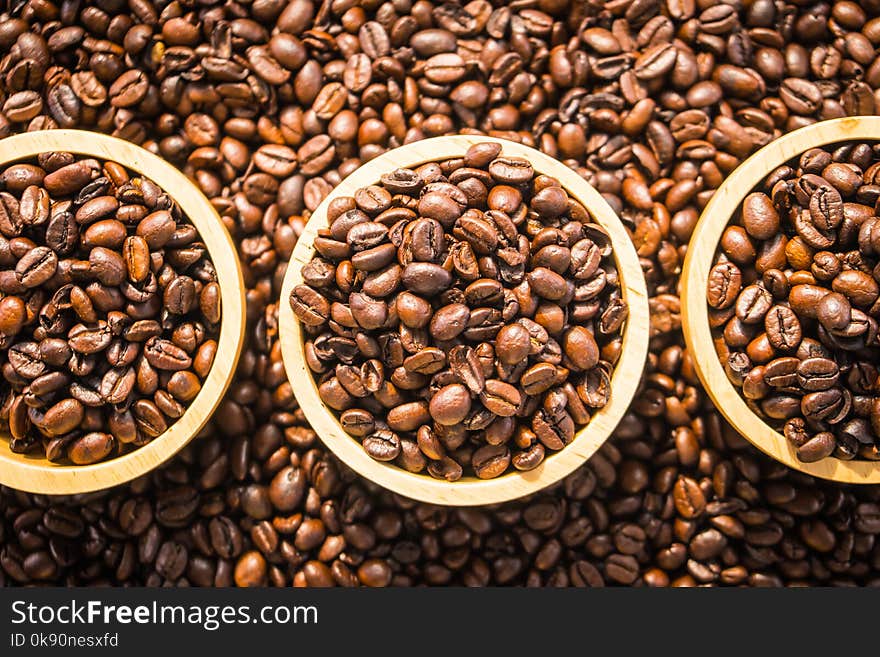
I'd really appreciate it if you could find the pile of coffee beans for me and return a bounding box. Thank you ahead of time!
[710,143,880,463]
[8,0,880,587]
[0,154,220,465]
[292,141,625,480]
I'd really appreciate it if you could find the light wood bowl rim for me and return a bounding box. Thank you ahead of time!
[681,116,880,484]
[0,129,246,494]
[279,135,649,506]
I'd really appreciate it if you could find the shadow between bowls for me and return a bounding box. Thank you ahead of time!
[681,116,880,484]
[0,130,246,495]
[279,135,650,506]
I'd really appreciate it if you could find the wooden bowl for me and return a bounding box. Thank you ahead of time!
[0,130,246,494]
[279,135,649,506]
[682,116,880,484]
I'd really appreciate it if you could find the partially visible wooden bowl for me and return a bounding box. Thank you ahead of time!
[279,135,650,506]
[0,130,246,494]
[682,116,880,484]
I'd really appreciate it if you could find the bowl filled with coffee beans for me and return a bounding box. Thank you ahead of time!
[683,116,880,484]
[0,129,245,494]
[280,136,649,505]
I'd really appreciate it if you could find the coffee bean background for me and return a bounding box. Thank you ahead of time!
[4,0,880,586]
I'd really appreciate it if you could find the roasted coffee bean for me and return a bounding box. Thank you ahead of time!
[42,398,84,436]
[429,303,470,341]
[448,345,485,394]
[291,285,330,327]
[798,432,836,462]
[164,276,196,315]
[563,326,600,371]
[816,292,852,330]
[429,384,471,426]
[472,444,511,479]
[742,193,780,240]
[735,286,772,324]
[495,323,531,365]
[764,305,801,351]
[16,247,57,288]
[0,296,25,336]
[797,358,840,391]
[707,262,741,309]
[123,236,150,284]
[363,430,401,462]
[68,432,115,465]
[401,263,453,296]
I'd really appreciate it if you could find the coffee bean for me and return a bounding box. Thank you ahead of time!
[528,267,568,301]
[673,476,706,519]
[44,162,97,197]
[133,399,167,439]
[42,398,83,436]
[472,444,511,479]
[488,157,534,184]
[796,358,840,391]
[429,303,470,341]
[429,384,471,426]
[401,262,452,295]
[15,246,57,288]
[109,70,149,108]
[764,305,801,351]
[99,367,135,404]
[423,53,466,84]
[816,292,851,330]
[495,323,531,365]
[448,345,485,394]
[200,283,221,325]
[290,285,330,327]
[164,276,196,315]
[481,380,521,417]
[634,43,677,80]
[0,296,25,336]
[363,430,401,462]
[707,262,741,309]
[68,432,115,465]
[798,432,837,462]
[735,285,772,324]
[123,236,150,283]
[387,401,431,432]
[427,456,463,482]
[68,322,112,355]
[9,341,46,379]
[563,326,600,371]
